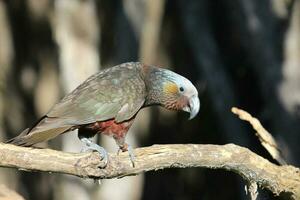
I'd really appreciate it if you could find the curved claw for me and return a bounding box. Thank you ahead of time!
[127,145,136,168]
[118,144,136,167]
[81,138,108,166]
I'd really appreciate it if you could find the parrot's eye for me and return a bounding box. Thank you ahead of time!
[179,86,184,92]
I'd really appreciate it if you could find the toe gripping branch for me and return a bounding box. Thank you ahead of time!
[118,143,136,168]
[81,138,136,168]
[81,138,108,166]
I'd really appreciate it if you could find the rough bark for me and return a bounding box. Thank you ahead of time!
[0,143,299,200]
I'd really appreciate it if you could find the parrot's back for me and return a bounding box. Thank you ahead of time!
[7,62,147,146]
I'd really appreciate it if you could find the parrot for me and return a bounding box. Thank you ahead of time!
[6,62,200,166]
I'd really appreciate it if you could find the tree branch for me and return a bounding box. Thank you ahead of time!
[0,143,299,199]
[232,107,286,165]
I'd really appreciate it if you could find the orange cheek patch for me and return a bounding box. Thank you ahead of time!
[164,82,179,94]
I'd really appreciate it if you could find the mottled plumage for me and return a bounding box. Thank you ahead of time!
[7,62,200,164]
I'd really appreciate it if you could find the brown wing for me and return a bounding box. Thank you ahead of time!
[8,63,146,146]
[47,63,146,123]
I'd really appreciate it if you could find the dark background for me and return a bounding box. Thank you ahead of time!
[0,0,299,199]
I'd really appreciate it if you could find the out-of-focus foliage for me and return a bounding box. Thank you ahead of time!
[0,0,299,200]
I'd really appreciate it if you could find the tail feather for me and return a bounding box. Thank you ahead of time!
[5,128,30,146]
[6,127,71,146]
[6,116,73,146]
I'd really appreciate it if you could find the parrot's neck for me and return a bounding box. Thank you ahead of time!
[141,65,168,107]
[144,89,163,107]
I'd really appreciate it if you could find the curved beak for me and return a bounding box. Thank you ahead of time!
[183,95,200,120]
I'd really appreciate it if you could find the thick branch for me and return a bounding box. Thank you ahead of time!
[0,143,299,199]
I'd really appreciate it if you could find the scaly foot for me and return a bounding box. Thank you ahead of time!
[81,138,108,166]
[118,143,135,167]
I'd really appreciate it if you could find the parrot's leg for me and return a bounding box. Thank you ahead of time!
[80,137,108,166]
[127,144,135,167]
[78,125,108,166]
[114,136,135,167]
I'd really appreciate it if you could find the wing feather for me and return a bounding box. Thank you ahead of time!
[47,63,146,125]
[8,63,147,146]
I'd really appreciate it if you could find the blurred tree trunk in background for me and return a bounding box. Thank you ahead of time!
[0,0,17,192]
[0,0,299,200]
[229,0,300,164]
[2,0,59,199]
[278,0,300,163]
[52,0,100,199]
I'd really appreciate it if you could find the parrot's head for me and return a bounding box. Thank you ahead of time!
[145,66,200,120]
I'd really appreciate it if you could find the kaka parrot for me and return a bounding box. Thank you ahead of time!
[7,62,200,166]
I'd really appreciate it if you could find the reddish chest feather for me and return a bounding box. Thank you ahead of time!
[90,118,134,138]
